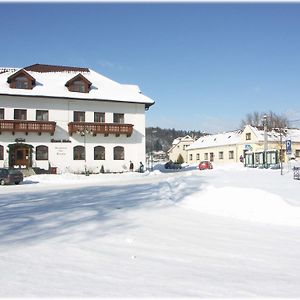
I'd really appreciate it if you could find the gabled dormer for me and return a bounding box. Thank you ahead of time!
[7,69,36,90]
[65,73,92,93]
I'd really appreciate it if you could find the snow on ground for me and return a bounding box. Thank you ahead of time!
[0,163,300,297]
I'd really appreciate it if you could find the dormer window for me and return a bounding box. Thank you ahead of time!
[7,69,35,90]
[72,81,86,93]
[15,76,29,89]
[65,74,92,93]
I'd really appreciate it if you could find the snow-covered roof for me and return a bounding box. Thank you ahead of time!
[0,64,154,108]
[187,130,242,150]
[249,125,300,143]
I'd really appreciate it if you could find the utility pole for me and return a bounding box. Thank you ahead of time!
[263,114,268,168]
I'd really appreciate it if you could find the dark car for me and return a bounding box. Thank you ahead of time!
[164,161,182,170]
[0,168,24,185]
[198,161,213,170]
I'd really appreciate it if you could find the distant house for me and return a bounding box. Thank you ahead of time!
[167,135,195,163]
[186,125,300,167]
[0,64,155,173]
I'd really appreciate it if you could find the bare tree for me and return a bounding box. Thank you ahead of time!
[240,111,289,129]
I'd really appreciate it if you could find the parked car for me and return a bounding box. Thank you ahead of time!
[198,161,213,170]
[164,161,182,170]
[0,168,24,185]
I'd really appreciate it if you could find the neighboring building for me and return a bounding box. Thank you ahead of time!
[167,135,195,163]
[186,125,300,167]
[0,64,154,173]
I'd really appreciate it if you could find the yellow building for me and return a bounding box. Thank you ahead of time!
[186,125,300,167]
[167,135,195,163]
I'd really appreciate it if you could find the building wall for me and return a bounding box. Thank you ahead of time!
[0,95,146,173]
[187,144,240,164]
[168,140,194,163]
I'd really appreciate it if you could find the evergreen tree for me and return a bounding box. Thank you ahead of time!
[177,154,184,164]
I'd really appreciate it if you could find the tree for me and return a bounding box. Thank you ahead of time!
[240,110,289,129]
[176,154,184,164]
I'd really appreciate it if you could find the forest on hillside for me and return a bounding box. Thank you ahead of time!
[145,127,206,153]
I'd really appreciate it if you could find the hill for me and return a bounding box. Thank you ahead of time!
[146,127,206,153]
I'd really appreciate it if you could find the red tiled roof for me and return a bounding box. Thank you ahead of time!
[24,64,90,73]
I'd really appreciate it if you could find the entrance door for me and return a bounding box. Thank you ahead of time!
[9,144,32,168]
[14,147,29,167]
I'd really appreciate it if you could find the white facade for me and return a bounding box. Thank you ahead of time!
[0,64,154,173]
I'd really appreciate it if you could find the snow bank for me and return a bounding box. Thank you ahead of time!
[180,185,300,226]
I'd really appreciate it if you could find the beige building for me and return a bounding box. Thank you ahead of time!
[186,125,300,166]
[167,135,195,163]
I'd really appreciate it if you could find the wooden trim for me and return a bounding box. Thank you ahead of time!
[0,120,56,135]
[68,122,133,137]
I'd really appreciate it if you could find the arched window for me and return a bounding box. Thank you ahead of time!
[0,145,3,160]
[94,146,105,160]
[114,146,124,160]
[74,146,85,160]
[36,145,48,160]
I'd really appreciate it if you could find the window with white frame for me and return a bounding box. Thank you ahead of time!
[189,154,193,161]
[74,146,85,160]
[114,146,124,160]
[229,150,234,159]
[94,146,105,160]
[219,151,224,159]
[94,112,105,123]
[204,153,208,160]
[36,110,49,121]
[0,108,4,120]
[196,153,200,160]
[36,145,48,160]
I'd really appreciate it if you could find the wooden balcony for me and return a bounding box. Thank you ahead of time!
[68,122,134,137]
[0,120,56,135]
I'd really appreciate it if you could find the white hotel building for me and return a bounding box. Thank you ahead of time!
[0,64,154,174]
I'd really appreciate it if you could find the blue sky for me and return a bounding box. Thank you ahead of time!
[1,3,300,133]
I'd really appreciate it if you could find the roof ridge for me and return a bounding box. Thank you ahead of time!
[24,63,90,73]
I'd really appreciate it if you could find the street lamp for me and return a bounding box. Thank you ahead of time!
[77,127,93,176]
[151,130,157,171]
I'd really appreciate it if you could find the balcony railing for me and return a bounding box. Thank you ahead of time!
[0,120,56,135]
[68,122,134,137]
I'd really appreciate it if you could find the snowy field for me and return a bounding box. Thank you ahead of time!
[0,163,300,297]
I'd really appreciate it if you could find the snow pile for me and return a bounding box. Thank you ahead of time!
[180,185,300,226]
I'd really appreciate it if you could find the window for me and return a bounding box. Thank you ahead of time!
[36,145,48,160]
[113,113,124,124]
[65,75,91,93]
[219,151,224,160]
[0,145,3,160]
[0,108,4,120]
[74,111,85,122]
[15,76,29,89]
[94,146,105,160]
[14,109,27,120]
[196,153,200,160]
[114,146,124,160]
[296,150,300,158]
[36,110,49,121]
[204,153,208,160]
[210,152,214,162]
[94,112,105,123]
[229,150,234,159]
[246,133,251,140]
[74,146,85,160]
[72,80,86,93]
[189,154,193,161]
